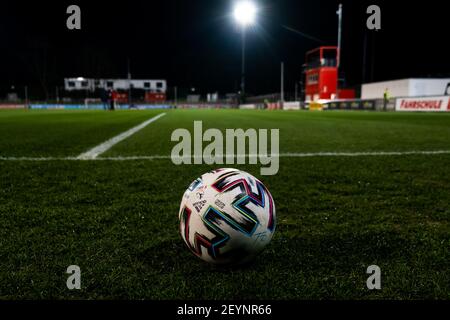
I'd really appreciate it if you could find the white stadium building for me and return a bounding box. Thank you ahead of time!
[361,78,450,99]
[64,78,167,93]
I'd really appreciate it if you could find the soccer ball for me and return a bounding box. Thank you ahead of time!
[179,168,276,265]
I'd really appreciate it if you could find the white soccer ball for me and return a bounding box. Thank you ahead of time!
[179,168,276,265]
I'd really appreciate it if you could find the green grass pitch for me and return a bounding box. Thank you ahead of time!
[0,109,449,299]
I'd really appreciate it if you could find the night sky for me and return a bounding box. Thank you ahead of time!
[1,0,450,98]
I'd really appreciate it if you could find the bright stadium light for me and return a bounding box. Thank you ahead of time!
[233,1,257,101]
[233,1,257,27]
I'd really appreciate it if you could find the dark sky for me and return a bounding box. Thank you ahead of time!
[1,0,450,98]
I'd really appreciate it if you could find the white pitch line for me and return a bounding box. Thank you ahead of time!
[76,113,166,160]
[1,150,450,161]
[279,150,450,157]
[84,150,450,160]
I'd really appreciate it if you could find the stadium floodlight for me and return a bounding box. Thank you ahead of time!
[233,1,257,27]
[233,1,257,100]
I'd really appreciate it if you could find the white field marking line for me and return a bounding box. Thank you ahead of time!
[76,113,166,160]
[1,150,450,161]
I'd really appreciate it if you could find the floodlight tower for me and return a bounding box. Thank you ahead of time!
[233,1,257,98]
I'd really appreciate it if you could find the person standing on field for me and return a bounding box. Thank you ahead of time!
[110,90,117,111]
[100,89,109,111]
[383,88,390,111]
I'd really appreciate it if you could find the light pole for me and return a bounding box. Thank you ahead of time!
[233,1,257,100]
[24,86,29,109]
[336,4,343,69]
[241,28,246,97]
[127,58,132,105]
[336,3,343,99]
[280,62,284,107]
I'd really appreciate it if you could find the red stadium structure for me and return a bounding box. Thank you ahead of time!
[145,92,167,103]
[304,46,355,102]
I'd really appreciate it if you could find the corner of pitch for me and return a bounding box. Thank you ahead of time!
[171,121,279,176]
